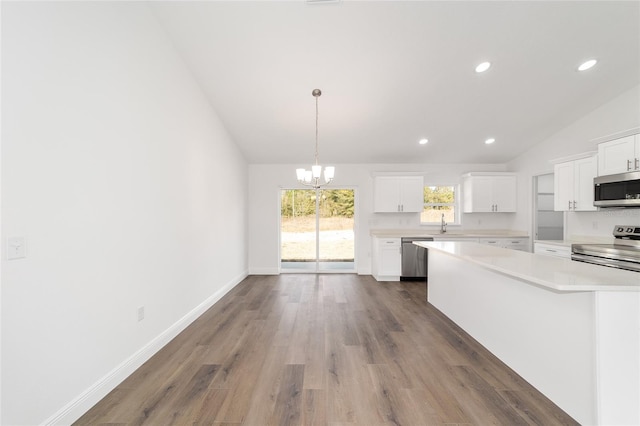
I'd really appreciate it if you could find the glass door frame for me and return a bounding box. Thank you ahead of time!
[278,186,357,274]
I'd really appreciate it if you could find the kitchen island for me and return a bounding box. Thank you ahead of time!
[415,241,640,426]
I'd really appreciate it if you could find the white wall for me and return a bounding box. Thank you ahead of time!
[1,3,248,424]
[248,162,517,275]
[509,85,640,239]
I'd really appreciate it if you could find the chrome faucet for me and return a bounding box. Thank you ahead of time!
[440,213,447,233]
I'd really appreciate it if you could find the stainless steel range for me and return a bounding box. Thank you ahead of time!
[572,225,640,272]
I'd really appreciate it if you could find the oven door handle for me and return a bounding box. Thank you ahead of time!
[571,253,640,272]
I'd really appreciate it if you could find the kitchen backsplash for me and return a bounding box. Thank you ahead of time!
[567,209,640,238]
[369,212,517,231]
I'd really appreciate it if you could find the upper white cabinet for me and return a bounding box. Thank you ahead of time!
[462,173,517,213]
[598,134,640,176]
[554,154,597,211]
[373,176,423,213]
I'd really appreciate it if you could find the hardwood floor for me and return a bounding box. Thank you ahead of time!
[75,274,578,425]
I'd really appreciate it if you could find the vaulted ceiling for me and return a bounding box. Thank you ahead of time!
[150,1,640,165]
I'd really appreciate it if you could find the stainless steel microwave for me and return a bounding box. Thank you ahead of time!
[594,171,640,207]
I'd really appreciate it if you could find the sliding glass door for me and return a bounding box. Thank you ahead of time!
[280,189,355,272]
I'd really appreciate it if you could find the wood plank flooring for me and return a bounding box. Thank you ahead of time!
[75,274,579,425]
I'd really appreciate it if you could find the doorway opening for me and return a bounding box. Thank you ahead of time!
[533,173,564,240]
[280,188,355,272]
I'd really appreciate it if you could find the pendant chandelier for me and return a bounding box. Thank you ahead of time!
[296,89,335,189]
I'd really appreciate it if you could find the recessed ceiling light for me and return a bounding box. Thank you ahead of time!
[475,62,491,73]
[485,138,495,145]
[419,138,429,145]
[578,59,597,71]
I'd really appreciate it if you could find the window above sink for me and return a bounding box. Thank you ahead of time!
[421,184,460,225]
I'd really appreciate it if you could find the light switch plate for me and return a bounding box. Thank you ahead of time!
[7,237,26,260]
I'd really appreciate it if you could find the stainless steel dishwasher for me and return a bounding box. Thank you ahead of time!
[401,237,434,280]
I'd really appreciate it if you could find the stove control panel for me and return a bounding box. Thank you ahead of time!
[613,225,640,238]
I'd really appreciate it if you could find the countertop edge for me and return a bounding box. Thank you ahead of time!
[534,236,613,247]
[371,229,529,239]
[417,241,640,292]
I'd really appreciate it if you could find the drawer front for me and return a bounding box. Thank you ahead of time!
[508,244,530,252]
[479,239,501,246]
[504,239,529,251]
[479,237,530,252]
[534,244,571,259]
[379,238,401,247]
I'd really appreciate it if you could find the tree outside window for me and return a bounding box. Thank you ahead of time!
[421,185,458,224]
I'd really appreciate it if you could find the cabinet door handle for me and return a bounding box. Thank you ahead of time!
[635,158,639,170]
[495,204,498,212]
[573,200,577,210]
[628,159,633,171]
[568,200,572,210]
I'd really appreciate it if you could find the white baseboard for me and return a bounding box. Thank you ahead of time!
[248,268,368,276]
[248,267,280,275]
[43,270,248,426]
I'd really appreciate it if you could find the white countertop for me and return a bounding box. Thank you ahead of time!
[416,241,640,292]
[371,228,529,239]
[534,236,613,247]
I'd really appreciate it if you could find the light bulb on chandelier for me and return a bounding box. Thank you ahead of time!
[296,89,335,189]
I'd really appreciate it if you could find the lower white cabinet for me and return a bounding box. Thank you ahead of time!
[502,238,530,252]
[534,242,571,259]
[372,237,401,281]
[479,237,530,252]
[371,235,530,282]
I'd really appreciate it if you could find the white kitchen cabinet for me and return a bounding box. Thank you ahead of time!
[462,173,517,213]
[492,176,518,212]
[502,238,530,252]
[479,237,530,252]
[534,242,571,259]
[598,134,640,176]
[373,176,423,213]
[554,154,597,211]
[372,237,401,281]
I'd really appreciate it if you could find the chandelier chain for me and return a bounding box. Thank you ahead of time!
[315,94,319,165]
[296,88,334,189]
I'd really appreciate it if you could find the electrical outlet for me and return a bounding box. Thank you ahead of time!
[137,306,145,322]
[7,237,26,260]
